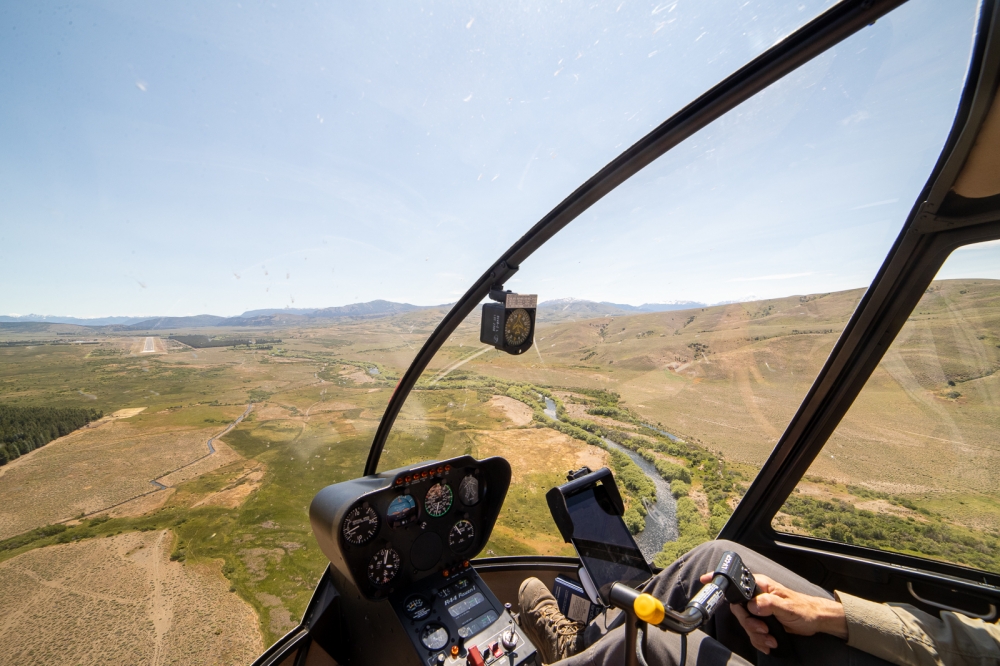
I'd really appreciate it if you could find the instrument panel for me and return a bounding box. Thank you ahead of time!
[310,455,510,600]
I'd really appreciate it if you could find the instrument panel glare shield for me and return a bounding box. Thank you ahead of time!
[309,455,511,601]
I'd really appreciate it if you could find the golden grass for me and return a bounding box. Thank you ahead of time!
[0,422,218,539]
[487,395,534,426]
[0,530,262,665]
[470,427,607,484]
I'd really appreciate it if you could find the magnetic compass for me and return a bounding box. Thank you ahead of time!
[504,308,532,347]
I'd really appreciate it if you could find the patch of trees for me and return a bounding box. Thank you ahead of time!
[0,405,102,466]
[587,405,633,421]
[170,335,282,348]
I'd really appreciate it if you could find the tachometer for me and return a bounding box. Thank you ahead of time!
[341,503,379,545]
[367,547,401,586]
[424,482,453,518]
[458,474,480,506]
[449,519,475,552]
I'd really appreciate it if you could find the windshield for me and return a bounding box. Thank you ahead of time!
[0,0,977,660]
[378,0,977,568]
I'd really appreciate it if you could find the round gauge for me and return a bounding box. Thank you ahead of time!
[387,494,418,527]
[504,308,532,347]
[458,474,480,506]
[424,482,453,518]
[420,623,450,651]
[404,595,432,621]
[449,519,476,552]
[341,504,379,545]
[367,547,401,587]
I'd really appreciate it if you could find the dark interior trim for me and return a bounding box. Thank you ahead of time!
[363,0,908,475]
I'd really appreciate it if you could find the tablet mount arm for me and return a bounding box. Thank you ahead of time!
[609,550,761,666]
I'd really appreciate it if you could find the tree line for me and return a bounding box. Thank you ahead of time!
[0,405,102,465]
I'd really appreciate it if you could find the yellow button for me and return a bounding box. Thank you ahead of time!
[634,594,665,625]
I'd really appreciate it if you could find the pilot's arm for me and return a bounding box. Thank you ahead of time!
[726,572,1000,666]
[835,592,1000,666]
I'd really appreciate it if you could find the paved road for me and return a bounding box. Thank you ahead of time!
[142,337,155,353]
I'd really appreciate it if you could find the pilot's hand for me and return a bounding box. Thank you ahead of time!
[699,572,848,653]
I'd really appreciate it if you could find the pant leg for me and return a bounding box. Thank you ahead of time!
[559,623,753,666]
[582,539,895,666]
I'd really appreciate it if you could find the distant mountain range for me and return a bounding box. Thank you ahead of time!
[2,297,720,331]
[0,300,435,330]
[0,314,153,326]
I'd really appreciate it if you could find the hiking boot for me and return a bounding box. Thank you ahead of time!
[518,577,584,664]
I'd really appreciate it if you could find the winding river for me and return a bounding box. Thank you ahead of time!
[542,397,678,562]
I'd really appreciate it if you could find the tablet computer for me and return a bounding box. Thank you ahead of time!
[562,480,652,604]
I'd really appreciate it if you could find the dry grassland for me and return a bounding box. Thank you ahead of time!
[191,462,267,509]
[471,428,607,484]
[0,530,262,665]
[487,395,533,426]
[0,421,217,539]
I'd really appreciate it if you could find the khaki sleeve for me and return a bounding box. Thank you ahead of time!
[834,591,1000,666]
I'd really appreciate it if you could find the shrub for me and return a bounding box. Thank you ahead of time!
[624,507,646,535]
[655,460,691,484]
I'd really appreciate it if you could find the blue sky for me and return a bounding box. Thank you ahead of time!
[0,0,992,318]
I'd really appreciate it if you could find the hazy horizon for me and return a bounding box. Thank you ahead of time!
[7,271,1000,321]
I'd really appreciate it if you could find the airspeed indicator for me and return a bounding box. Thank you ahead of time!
[424,482,453,518]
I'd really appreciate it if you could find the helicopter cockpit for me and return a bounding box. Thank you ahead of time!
[250,0,1000,664]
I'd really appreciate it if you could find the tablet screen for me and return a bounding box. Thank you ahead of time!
[566,484,652,603]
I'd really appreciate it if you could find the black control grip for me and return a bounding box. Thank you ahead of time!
[714,552,794,659]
